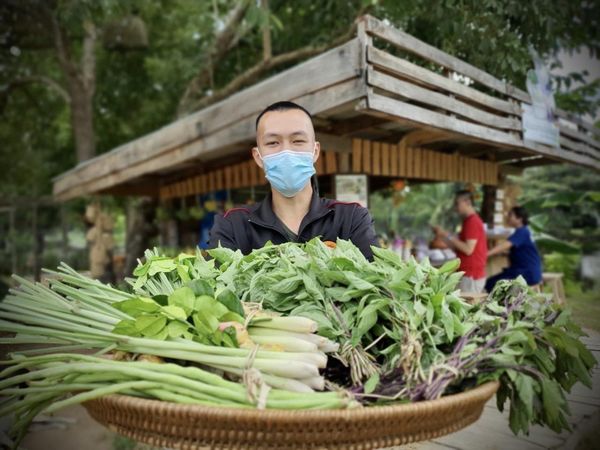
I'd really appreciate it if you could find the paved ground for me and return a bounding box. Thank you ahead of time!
[6,331,599,450]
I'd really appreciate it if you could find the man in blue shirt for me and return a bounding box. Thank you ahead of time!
[485,206,542,292]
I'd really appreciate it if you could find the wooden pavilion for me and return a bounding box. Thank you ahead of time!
[53,15,599,208]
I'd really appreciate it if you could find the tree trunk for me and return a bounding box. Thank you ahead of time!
[69,83,95,162]
[124,197,158,277]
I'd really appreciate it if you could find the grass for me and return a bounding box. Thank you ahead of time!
[565,286,600,334]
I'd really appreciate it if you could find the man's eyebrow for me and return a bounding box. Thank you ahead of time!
[262,131,309,138]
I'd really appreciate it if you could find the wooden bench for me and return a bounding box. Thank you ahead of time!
[542,272,566,305]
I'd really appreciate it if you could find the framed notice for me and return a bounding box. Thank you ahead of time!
[335,174,368,208]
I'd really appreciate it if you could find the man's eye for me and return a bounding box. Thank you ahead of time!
[294,140,307,144]
[266,141,278,146]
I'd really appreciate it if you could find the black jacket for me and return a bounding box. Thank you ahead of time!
[208,190,379,259]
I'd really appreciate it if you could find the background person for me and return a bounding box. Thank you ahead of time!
[433,190,488,293]
[485,206,542,292]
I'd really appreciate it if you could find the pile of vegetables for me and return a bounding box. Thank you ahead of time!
[0,239,596,448]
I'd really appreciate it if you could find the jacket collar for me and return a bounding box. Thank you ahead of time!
[249,188,333,236]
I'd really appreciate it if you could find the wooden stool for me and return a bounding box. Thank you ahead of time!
[542,272,566,305]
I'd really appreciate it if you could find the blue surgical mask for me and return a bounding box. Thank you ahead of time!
[260,149,316,198]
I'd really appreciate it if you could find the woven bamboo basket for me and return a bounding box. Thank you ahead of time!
[83,380,498,450]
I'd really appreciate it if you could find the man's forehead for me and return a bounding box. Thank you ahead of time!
[257,109,314,135]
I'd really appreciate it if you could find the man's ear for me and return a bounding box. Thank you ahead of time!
[252,147,264,169]
[313,141,321,163]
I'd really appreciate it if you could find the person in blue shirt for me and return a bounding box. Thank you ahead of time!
[485,206,542,292]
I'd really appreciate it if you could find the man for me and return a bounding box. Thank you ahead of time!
[433,190,488,293]
[485,206,542,292]
[209,101,378,259]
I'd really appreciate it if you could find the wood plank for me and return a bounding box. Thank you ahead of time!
[367,92,524,150]
[380,142,390,176]
[556,108,600,137]
[367,67,522,131]
[405,145,414,178]
[338,151,350,173]
[390,144,398,176]
[364,15,530,103]
[368,46,519,116]
[362,140,372,174]
[352,138,362,173]
[522,140,600,171]
[224,166,233,189]
[414,147,422,178]
[232,165,241,189]
[399,141,408,177]
[560,135,600,161]
[559,124,600,151]
[315,151,325,175]
[372,141,381,175]
[240,162,249,187]
[325,150,338,174]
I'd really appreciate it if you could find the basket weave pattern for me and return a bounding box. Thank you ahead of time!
[83,381,499,450]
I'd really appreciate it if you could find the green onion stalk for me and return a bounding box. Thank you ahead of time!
[0,267,326,389]
[0,353,354,449]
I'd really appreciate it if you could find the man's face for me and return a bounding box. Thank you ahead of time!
[252,109,320,168]
[454,197,469,216]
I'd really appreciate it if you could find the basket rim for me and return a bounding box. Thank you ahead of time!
[84,380,499,421]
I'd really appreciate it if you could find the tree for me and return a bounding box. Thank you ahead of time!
[1,0,599,278]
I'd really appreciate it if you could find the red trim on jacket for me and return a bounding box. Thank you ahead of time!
[327,200,362,208]
[223,207,251,219]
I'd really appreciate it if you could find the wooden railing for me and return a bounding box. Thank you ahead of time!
[360,15,600,170]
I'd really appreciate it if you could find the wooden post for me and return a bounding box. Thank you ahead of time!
[362,140,372,174]
[390,144,398,176]
[381,143,390,176]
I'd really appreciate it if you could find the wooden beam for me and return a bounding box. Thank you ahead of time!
[316,133,353,153]
[364,15,530,103]
[53,39,362,200]
[367,67,521,131]
[326,115,390,135]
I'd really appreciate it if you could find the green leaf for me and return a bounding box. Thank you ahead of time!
[193,311,220,335]
[364,373,380,394]
[161,305,188,321]
[271,276,303,294]
[438,258,460,274]
[148,258,178,276]
[168,286,196,315]
[216,288,245,317]
[515,373,534,418]
[167,320,190,338]
[112,297,161,317]
[134,315,167,337]
[186,279,214,297]
[194,294,229,318]
[147,326,169,341]
[112,319,140,336]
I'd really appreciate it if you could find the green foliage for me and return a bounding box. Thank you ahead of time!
[512,166,600,254]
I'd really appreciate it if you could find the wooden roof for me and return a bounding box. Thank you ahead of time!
[53,15,600,201]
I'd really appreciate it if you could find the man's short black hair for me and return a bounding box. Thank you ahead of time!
[455,190,474,205]
[510,206,529,225]
[255,101,313,130]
